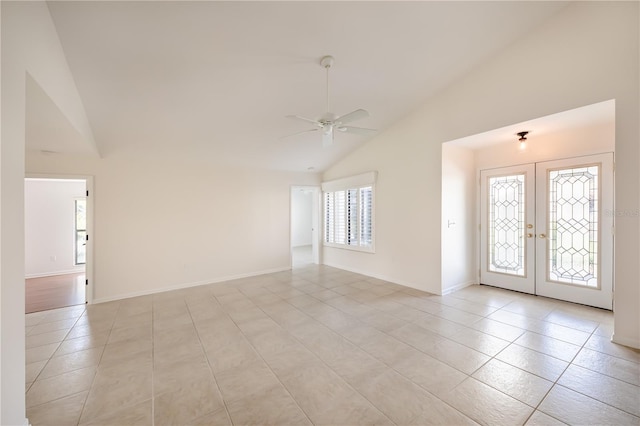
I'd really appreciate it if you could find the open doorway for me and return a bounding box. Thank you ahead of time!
[25,177,92,313]
[291,186,321,267]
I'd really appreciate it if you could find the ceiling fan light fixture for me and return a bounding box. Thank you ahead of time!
[283,54,377,147]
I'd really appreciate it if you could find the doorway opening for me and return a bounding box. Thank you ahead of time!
[479,154,614,309]
[291,186,321,268]
[442,99,615,309]
[25,176,93,313]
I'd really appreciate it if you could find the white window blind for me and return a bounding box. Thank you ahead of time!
[322,172,376,251]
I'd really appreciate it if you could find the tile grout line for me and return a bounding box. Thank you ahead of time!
[260,279,472,425]
[454,293,606,424]
[244,275,402,424]
[277,280,487,423]
[294,272,510,425]
[184,295,236,426]
[76,303,119,426]
[372,288,628,425]
[480,294,639,422]
[495,299,637,423]
[24,306,91,419]
[151,298,156,426]
[214,289,348,426]
[27,311,84,388]
[473,294,620,424]
[520,321,600,425]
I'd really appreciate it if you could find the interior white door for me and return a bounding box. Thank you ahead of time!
[480,164,536,294]
[535,153,614,309]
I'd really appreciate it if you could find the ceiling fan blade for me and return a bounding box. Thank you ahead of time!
[286,115,320,126]
[322,130,333,148]
[335,109,369,125]
[338,126,378,136]
[280,128,318,139]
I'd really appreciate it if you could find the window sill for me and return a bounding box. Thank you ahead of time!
[323,243,375,254]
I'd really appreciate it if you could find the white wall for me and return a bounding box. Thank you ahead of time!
[474,120,615,170]
[25,179,86,278]
[291,189,313,247]
[2,3,321,420]
[441,144,476,293]
[1,2,96,423]
[322,2,639,348]
[26,146,320,303]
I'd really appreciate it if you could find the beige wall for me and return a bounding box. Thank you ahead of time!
[323,2,639,347]
[2,2,319,423]
[441,144,476,293]
[26,148,319,303]
[474,120,615,171]
[1,2,93,423]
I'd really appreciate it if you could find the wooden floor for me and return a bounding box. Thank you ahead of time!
[25,272,86,314]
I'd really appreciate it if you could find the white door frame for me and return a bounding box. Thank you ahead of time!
[480,164,536,294]
[535,153,614,309]
[290,185,321,266]
[25,173,95,305]
[478,153,614,310]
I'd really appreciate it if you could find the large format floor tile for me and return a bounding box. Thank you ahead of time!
[557,364,640,417]
[539,385,639,425]
[443,377,534,426]
[472,358,553,407]
[23,265,639,425]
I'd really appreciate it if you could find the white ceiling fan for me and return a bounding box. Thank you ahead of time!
[285,55,377,148]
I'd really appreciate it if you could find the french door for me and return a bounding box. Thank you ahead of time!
[480,164,536,294]
[480,153,613,310]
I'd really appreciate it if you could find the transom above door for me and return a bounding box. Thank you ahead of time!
[479,153,614,310]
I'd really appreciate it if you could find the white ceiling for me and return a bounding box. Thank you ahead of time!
[26,74,98,157]
[448,99,616,150]
[42,1,569,172]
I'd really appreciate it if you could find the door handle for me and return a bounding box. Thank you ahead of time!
[539,233,547,239]
[527,233,533,238]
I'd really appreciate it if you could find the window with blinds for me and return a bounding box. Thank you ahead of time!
[324,185,374,250]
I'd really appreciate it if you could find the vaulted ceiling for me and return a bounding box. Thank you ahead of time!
[36,1,568,172]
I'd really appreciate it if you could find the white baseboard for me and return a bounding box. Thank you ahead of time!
[442,280,477,295]
[611,333,640,350]
[91,266,291,304]
[321,261,441,295]
[25,268,85,279]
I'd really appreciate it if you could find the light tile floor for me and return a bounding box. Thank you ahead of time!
[292,245,313,268]
[25,265,640,425]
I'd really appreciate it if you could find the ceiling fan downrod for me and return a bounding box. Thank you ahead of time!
[321,55,334,115]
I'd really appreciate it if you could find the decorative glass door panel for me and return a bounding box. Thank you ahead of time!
[536,154,613,309]
[548,165,599,287]
[480,165,536,294]
[489,174,525,276]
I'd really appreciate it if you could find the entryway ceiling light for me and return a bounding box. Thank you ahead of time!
[516,131,529,150]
